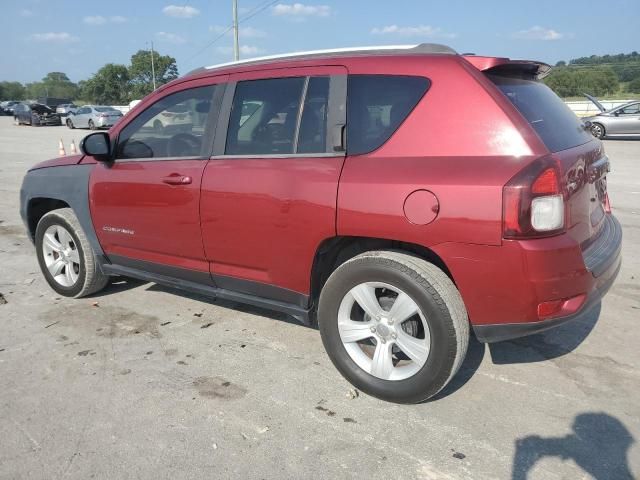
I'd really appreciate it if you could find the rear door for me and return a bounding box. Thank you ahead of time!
[89,77,226,279]
[74,107,90,128]
[200,66,347,301]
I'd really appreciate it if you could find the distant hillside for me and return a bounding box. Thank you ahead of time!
[545,51,640,98]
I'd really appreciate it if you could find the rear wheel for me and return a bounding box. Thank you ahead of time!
[591,122,605,139]
[35,208,109,298]
[153,119,164,133]
[66,118,75,129]
[14,116,20,126]
[318,251,469,404]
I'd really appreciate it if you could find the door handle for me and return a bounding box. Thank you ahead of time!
[162,174,192,185]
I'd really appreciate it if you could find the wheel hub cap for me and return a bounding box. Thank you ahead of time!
[337,282,431,381]
[42,224,80,288]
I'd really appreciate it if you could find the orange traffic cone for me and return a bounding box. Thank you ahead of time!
[58,139,66,156]
[70,140,77,155]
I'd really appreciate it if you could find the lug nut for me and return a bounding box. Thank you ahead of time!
[370,326,376,333]
[388,319,394,325]
[380,338,386,344]
[391,332,397,339]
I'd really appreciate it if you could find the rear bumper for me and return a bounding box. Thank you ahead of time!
[434,213,622,343]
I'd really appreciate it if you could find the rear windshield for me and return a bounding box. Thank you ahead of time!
[488,74,592,153]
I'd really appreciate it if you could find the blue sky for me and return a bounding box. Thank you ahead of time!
[2,0,639,83]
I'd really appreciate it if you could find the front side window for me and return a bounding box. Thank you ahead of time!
[226,77,305,155]
[116,85,217,160]
[346,75,430,155]
[618,103,640,115]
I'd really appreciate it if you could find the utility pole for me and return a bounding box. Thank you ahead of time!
[232,0,239,61]
[150,41,157,91]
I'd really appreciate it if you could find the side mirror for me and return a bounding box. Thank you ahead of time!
[614,111,620,117]
[80,132,111,161]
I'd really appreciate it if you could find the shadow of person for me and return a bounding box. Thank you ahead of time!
[489,302,601,365]
[512,412,635,480]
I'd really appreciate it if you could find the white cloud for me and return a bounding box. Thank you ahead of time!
[163,5,200,18]
[156,32,187,44]
[83,15,107,25]
[30,32,79,43]
[371,24,457,39]
[209,25,267,38]
[512,26,565,41]
[272,3,331,17]
[110,16,128,23]
[20,9,34,17]
[216,45,264,56]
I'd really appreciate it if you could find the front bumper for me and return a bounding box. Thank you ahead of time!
[472,214,622,342]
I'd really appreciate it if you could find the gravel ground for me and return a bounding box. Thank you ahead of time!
[0,117,639,480]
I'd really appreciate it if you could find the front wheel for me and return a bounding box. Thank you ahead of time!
[35,208,109,298]
[318,251,469,404]
[14,116,20,126]
[591,122,605,139]
[88,119,96,130]
[66,118,75,129]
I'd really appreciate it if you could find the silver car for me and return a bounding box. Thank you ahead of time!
[584,94,640,139]
[66,105,123,130]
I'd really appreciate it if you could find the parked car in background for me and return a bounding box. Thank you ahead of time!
[56,103,78,117]
[1,101,20,116]
[143,102,195,133]
[19,44,621,404]
[66,105,123,130]
[14,103,62,126]
[584,94,640,138]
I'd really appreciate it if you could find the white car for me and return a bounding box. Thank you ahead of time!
[66,105,123,130]
[144,103,194,133]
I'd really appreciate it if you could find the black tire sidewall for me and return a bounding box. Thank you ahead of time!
[318,258,457,403]
[35,213,87,297]
[592,123,605,139]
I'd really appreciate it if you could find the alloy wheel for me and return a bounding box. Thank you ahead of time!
[41,224,80,287]
[337,282,431,381]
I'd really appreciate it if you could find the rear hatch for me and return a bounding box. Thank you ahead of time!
[487,72,609,248]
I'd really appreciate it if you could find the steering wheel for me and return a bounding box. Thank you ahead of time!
[167,133,201,157]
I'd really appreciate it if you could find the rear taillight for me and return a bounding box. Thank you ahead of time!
[503,156,566,239]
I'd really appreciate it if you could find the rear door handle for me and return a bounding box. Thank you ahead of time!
[162,174,192,185]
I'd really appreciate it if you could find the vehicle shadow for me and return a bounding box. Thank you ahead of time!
[512,412,635,479]
[87,276,147,297]
[431,336,486,400]
[489,302,601,365]
[603,136,640,141]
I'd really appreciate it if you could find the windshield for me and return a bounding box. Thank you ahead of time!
[489,74,593,152]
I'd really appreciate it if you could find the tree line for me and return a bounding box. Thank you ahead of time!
[0,49,178,104]
[545,51,640,97]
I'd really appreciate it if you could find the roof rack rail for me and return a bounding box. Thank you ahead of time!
[190,43,457,75]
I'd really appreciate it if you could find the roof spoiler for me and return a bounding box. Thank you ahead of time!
[462,55,552,80]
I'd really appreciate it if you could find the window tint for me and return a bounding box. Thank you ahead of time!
[489,74,593,153]
[347,75,429,155]
[226,77,305,155]
[116,85,217,160]
[297,76,330,154]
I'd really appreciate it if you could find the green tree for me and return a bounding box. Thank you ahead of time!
[81,64,130,104]
[0,81,26,100]
[128,49,178,99]
[25,72,78,99]
[545,67,619,97]
[628,77,640,93]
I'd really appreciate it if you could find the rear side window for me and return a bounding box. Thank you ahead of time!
[226,77,305,155]
[488,74,592,153]
[347,75,430,155]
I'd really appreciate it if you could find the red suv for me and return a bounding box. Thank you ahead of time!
[20,44,622,403]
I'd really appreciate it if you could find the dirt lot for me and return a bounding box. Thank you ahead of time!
[0,116,639,480]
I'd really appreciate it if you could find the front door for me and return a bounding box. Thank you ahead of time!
[90,78,226,278]
[615,102,640,134]
[200,67,347,303]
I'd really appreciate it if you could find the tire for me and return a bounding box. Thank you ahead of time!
[318,251,469,404]
[88,120,96,130]
[66,118,75,129]
[591,122,605,139]
[14,116,20,126]
[35,208,109,298]
[153,119,164,133]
